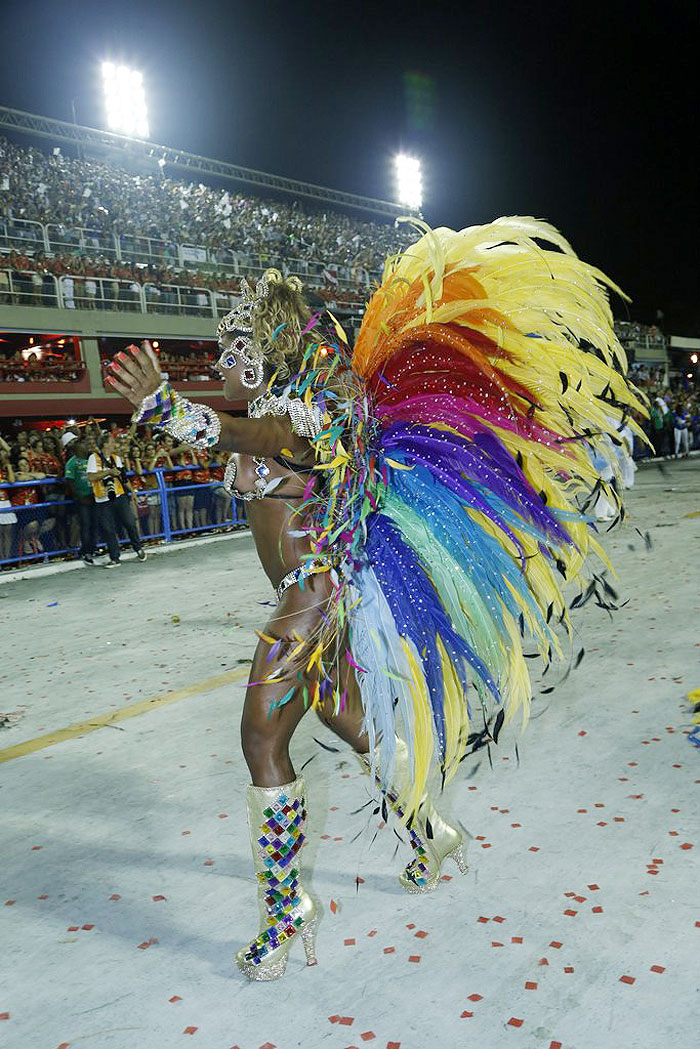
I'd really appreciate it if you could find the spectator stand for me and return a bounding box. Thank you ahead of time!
[0,465,246,568]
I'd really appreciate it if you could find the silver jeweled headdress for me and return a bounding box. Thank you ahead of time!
[215,275,272,370]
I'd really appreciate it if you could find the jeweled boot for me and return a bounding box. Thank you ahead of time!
[235,777,319,981]
[360,739,470,894]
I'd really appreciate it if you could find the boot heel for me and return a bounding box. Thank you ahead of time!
[300,917,319,966]
[448,842,469,875]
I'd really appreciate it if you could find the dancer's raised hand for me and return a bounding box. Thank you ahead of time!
[105,341,163,408]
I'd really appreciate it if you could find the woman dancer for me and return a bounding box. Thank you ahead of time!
[106,221,646,981]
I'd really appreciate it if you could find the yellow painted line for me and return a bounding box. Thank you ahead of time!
[0,666,250,765]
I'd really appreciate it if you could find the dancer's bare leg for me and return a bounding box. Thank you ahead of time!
[241,573,337,786]
[316,656,370,754]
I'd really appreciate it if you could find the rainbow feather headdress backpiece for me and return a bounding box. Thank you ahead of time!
[272,216,647,816]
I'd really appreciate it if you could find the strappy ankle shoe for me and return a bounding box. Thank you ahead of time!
[360,739,470,894]
[235,778,319,981]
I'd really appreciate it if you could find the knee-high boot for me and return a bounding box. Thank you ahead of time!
[360,738,470,893]
[235,777,319,980]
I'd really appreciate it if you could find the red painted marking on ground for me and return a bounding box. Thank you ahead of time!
[415,930,428,938]
[344,938,356,946]
[169,996,182,1002]
[619,975,636,985]
[650,965,666,973]
[67,926,79,932]
[152,895,167,902]
[467,993,483,1002]
[564,909,578,917]
[587,884,600,890]
[564,966,574,974]
[550,1042,563,1049]
[491,941,504,947]
[528,846,540,852]
[539,957,549,966]
[680,843,694,850]
[405,923,416,930]
[181,830,191,835]
[217,813,229,819]
[81,924,94,930]
[109,894,121,901]
[184,1029,198,1036]
[511,936,523,944]
[203,860,214,866]
[4,901,15,906]
[481,843,492,849]
[573,895,587,903]
[338,1016,354,1026]
[360,1033,376,1042]
[330,900,339,914]
[592,906,604,913]
[493,915,505,923]
[387,1042,401,1048]
[408,955,421,962]
[383,946,395,954]
[549,941,563,949]
[508,1017,524,1027]
[460,1011,474,1018]
[328,1016,340,1024]
[477,916,490,923]
[0,1013,10,1020]
[137,938,158,949]
[367,929,377,937]
[525,981,537,990]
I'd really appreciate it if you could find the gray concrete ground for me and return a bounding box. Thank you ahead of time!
[1,458,699,1049]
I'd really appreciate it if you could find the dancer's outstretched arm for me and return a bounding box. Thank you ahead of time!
[106,341,312,460]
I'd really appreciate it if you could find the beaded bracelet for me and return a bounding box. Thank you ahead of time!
[131,381,222,449]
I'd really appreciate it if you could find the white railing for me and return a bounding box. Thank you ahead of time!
[0,268,60,307]
[0,218,46,253]
[46,223,119,260]
[0,219,379,291]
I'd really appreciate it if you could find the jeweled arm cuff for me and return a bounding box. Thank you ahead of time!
[131,381,222,449]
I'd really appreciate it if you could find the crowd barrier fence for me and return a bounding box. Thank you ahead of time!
[0,466,247,568]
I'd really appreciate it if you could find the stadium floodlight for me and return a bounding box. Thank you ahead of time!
[394,154,423,211]
[101,61,149,138]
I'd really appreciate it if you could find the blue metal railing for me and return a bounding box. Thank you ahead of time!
[0,465,246,567]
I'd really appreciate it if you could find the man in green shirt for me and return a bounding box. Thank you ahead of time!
[62,432,97,565]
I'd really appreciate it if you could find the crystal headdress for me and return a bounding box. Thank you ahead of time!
[215,275,272,369]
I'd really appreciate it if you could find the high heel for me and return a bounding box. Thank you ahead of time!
[235,778,319,981]
[359,739,471,894]
[447,841,469,875]
[300,916,319,966]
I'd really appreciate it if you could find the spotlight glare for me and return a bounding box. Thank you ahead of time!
[101,61,150,138]
[394,154,423,210]
[67,418,76,425]
[691,353,698,364]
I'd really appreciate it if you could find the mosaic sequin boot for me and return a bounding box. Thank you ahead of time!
[360,738,470,894]
[235,778,319,981]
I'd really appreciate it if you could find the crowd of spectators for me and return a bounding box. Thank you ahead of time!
[627,369,700,460]
[0,135,410,291]
[0,419,236,565]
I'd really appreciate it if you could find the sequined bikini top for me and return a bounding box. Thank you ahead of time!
[223,391,322,502]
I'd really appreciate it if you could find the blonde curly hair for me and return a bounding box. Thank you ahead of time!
[253,269,314,382]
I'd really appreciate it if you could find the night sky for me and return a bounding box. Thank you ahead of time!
[2,1,698,330]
